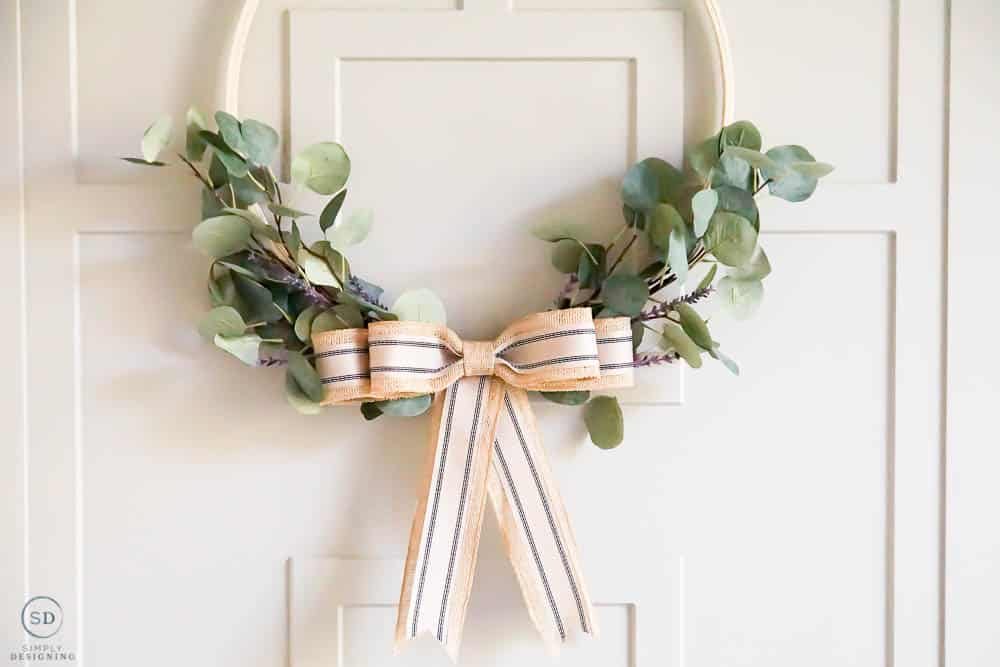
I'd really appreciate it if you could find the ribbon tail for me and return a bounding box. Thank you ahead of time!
[487,387,599,654]
[395,376,505,661]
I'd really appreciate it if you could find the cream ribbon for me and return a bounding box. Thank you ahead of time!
[312,308,634,659]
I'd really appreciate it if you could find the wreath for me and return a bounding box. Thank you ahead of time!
[123,111,831,448]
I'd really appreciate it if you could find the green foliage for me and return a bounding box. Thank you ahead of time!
[583,396,624,449]
[391,288,447,325]
[375,395,433,417]
[141,115,173,163]
[541,391,591,406]
[292,142,351,195]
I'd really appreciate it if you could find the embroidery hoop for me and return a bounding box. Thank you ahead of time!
[219,0,736,127]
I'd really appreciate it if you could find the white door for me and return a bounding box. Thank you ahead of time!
[2,1,991,666]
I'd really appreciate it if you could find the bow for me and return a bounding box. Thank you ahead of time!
[312,308,634,659]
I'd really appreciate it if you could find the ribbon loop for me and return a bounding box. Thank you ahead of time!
[311,308,634,660]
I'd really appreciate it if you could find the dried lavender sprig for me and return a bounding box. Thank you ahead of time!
[637,286,714,322]
[244,251,334,308]
[633,351,680,367]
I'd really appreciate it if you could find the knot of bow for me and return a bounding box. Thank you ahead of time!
[311,308,634,660]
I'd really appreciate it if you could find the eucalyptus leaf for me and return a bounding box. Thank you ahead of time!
[722,146,780,172]
[541,391,591,406]
[375,394,433,417]
[199,131,249,177]
[198,306,246,340]
[762,145,830,202]
[689,134,722,182]
[622,158,683,211]
[667,225,689,285]
[288,222,302,258]
[319,190,348,233]
[294,304,322,342]
[291,142,351,195]
[714,185,759,229]
[222,207,279,241]
[360,402,383,421]
[185,107,208,161]
[697,263,718,291]
[647,203,684,252]
[577,244,606,289]
[121,157,166,166]
[241,119,279,165]
[214,333,262,366]
[327,209,373,249]
[583,396,625,450]
[287,350,324,402]
[711,152,752,191]
[322,245,351,285]
[720,121,763,151]
[661,323,703,369]
[717,276,764,320]
[676,303,713,350]
[297,247,340,288]
[691,189,718,238]
[215,111,247,156]
[141,115,172,163]
[192,215,251,258]
[602,274,649,318]
[729,246,772,282]
[232,272,283,323]
[791,161,835,179]
[268,203,312,219]
[392,288,447,325]
[285,370,323,415]
[709,345,740,376]
[703,212,758,267]
[551,239,584,274]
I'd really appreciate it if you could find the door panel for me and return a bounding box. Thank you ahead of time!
[2,1,956,666]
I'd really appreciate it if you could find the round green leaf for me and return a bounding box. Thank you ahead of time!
[661,323,703,369]
[198,306,246,340]
[200,131,249,178]
[729,246,772,282]
[392,288,447,325]
[141,115,173,163]
[583,396,625,450]
[723,146,780,172]
[602,274,650,318]
[675,303,713,350]
[622,158,683,211]
[221,207,279,241]
[375,394,433,417]
[311,304,365,335]
[691,189,718,238]
[689,134,721,181]
[714,185,759,230]
[717,277,764,320]
[327,208,373,249]
[192,215,251,258]
[721,121,762,151]
[551,239,584,274]
[285,371,322,415]
[360,402,383,421]
[711,152,752,191]
[214,333,262,366]
[541,391,591,406]
[647,203,683,252]
[241,119,279,165]
[704,212,758,267]
[297,248,341,288]
[215,111,247,156]
[294,304,322,342]
[291,142,351,195]
[287,350,324,403]
[762,145,827,202]
[231,272,283,323]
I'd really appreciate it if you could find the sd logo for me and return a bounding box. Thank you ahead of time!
[20,596,63,639]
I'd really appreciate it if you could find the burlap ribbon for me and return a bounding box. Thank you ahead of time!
[312,308,634,659]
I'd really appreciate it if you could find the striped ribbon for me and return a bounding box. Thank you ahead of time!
[312,308,633,659]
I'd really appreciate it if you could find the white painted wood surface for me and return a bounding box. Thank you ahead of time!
[2,1,990,666]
